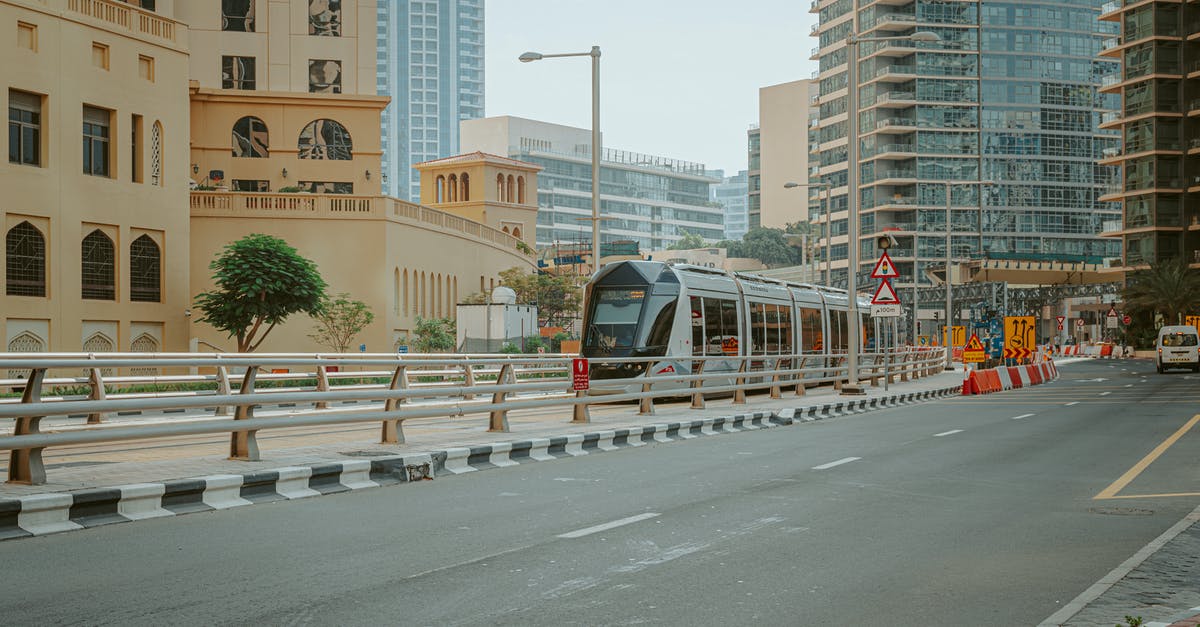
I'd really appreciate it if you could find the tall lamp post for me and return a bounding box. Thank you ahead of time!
[784,181,832,284]
[520,46,602,271]
[844,30,942,394]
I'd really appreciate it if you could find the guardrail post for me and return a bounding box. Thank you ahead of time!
[214,357,231,416]
[229,367,260,461]
[489,363,514,432]
[769,358,783,399]
[86,362,107,424]
[733,360,747,405]
[571,390,590,423]
[462,360,476,401]
[900,350,911,382]
[382,365,409,443]
[7,368,47,485]
[866,355,881,387]
[639,373,655,415]
[690,359,707,409]
[795,357,807,396]
[833,356,844,391]
[314,363,330,410]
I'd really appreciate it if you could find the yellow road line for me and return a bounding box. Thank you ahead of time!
[1094,413,1200,500]
[1099,492,1200,499]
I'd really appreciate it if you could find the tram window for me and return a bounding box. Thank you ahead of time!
[750,302,767,355]
[861,313,874,350]
[690,296,704,355]
[833,311,849,352]
[639,295,677,348]
[777,306,793,355]
[800,307,822,353]
[586,288,645,349]
[721,300,739,355]
[703,298,724,355]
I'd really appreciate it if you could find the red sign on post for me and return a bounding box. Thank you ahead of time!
[572,358,589,391]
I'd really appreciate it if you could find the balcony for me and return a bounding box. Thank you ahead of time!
[878,91,916,102]
[864,143,917,158]
[66,0,181,43]
[1190,98,1200,113]
[1100,73,1121,87]
[875,117,916,130]
[875,64,916,79]
[810,0,819,11]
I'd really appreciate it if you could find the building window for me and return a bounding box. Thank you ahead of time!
[81,229,115,300]
[8,90,41,166]
[131,114,143,183]
[221,0,254,32]
[222,56,255,90]
[232,179,270,192]
[138,55,155,81]
[298,119,352,160]
[129,234,160,302]
[91,42,109,70]
[308,59,342,93]
[17,22,37,52]
[83,106,111,177]
[232,116,268,157]
[298,181,353,194]
[150,121,162,186]
[309,0,341,36]
[6,221,46,297]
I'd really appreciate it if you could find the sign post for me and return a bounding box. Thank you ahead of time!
[572,358,589,391]
[1003,316,1036,364]
[1106,308,1119,330]
[870,252,902,318]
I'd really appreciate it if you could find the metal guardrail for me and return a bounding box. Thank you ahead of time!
[0,349,948,485]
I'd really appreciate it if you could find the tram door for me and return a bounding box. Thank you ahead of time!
[689,295,741,376]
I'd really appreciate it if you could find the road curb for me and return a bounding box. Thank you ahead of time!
[0,384,961,542]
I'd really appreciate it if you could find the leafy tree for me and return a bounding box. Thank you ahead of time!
[522,336,547,353]
[1122,257,1200,326]
[308,293,375,353]
[668,231,707,250]
[193,234,327,352]
[714,227,801,268]
[460,292,488,305]
[412,316,456,352]
[498,267,585,327]
[499,342,522,354]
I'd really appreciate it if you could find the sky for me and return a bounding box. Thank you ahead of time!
[484,0,819,176]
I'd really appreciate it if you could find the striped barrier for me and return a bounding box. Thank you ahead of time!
[962,362,1059,396]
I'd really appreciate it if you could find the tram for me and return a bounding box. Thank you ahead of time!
[580,260,874,392]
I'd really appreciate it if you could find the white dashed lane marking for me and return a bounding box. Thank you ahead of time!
[933,430,963,437]
[1065,401,1079,406]
[558,513,661,539]
[1012,413,1035,420]
[1100,391,1111,396]
[812,457,861,470]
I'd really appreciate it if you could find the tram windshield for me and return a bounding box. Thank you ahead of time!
[584,288,676,354]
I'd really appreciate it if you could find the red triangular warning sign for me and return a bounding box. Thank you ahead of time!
[871,280,900,304]
[964,333,984,351]
[870,252,900,279]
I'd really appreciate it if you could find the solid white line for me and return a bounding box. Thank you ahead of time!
[1065,401,1079,406]
[1100,391,1111,396]
[1012,413,1035,420]
[812,457,861,470]
[557,513,660,539]
[933,430,963,437]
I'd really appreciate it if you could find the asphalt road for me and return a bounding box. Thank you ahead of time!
[2,359,1198,626]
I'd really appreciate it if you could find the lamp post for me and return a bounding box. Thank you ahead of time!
[520,46,602,271]
[784,181,831,284]
[843,30,942,394]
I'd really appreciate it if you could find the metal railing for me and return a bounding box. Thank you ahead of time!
[0,349,948,485]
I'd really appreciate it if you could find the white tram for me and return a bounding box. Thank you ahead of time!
[581,260,874,391]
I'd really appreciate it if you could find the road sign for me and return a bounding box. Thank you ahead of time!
[870,252,900,279]
[1003,316,1036,358]
[1056,315,1066,328]
[1076,318,1085,327]
[872,280,901,305]
[1186,315,1200,329]
[872,303,902,317]
[1003,347,1032,359]
[1106,309,1119,329]
[1123,314,1132,325]
[572,358,589,391]
[963,333,986,363]
[942,325,965,348]
[397,345,409,354]
[359,344,366,353]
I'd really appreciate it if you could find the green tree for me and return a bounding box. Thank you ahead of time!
[308,293,375,353]
[715,227,801,268]
[193,234,326,352]
[498,267,585,328]
[668,231,707,250]
[413,316,456,352]
[1122,257,1200,326]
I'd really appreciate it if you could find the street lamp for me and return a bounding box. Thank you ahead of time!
[520,46,602,271]
[784,181,832,284]
[843,29,941,394]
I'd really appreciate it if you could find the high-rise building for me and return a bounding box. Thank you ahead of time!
[710,170,750,240]
[747,126,761,229]
[1097,1,1198,267]
[812,0,1122,291]
[377,0,485,202]
[460,116,723,253]
[758,79,819,229]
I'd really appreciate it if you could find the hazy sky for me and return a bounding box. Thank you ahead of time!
[484,0,819,176]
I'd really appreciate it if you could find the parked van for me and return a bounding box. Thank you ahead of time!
[1156,325,1200,373]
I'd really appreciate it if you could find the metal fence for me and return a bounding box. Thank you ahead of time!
[0,348,947,485]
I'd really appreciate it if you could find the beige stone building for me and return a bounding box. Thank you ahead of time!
[2,0,191,356]
[757,79,818,230]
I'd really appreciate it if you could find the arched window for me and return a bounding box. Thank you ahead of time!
[232,116,269,158]
[83,332,114,353]
[502,226,510,234]
[129,234,161,302]
[460,173,470,201]
[151,121,163,186]
[130,332,160,376]
[512,227,522,239]
[448,174,458,202]
[496,174,505,201]
[403,269,409,315]
[394,268,400,315]
[435,175,446,203]
[506,175,515,203]
[6,221,46,297]
[81,229,115,300]
[517,176,526,204]
[298,119,352,160]
[7,331,45,379]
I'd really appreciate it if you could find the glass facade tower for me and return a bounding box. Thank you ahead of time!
[377,0,485,202]
[812,0,1121,289]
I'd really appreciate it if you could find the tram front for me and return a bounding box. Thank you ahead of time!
[581,261,680,388]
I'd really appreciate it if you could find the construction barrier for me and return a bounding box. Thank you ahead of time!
[962,361,1060,396]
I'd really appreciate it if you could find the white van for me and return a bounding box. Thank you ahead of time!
[1156,325,1200,373]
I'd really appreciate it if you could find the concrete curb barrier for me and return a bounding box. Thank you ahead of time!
[0,385,962,542]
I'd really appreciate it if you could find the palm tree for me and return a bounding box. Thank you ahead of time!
[1122,257,1200,325]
